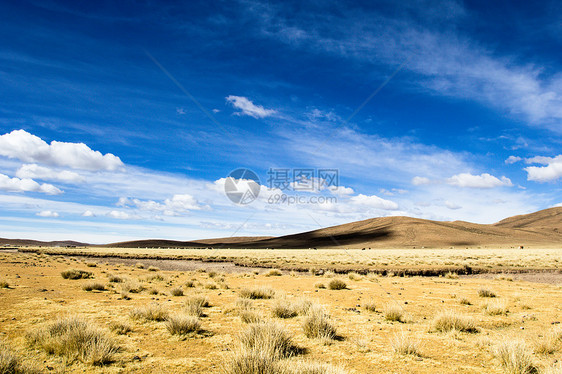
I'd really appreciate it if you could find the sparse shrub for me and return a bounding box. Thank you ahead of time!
[431,310,478,333]
[185,280,195,288]
[204,282,218,290]
[148,288,159,295]
[146,274,166,282]
[26,316,119,366]
[293,298,313,315]
[61,269,93,279]
[314,282,326,289]
[459,297,472,305]
[147,266,159,272]
[265,269,282,277]
[281,360,346,374]
[272,299,298,319]
[484,300,509,316]
[121,281,144,294]
[323,271,335,278]
[109,321,132,335]
[0,281,9,288]
[348,272,362,281]
[185,296,210,317]
[239,322,298,358]
[240,287,275,299]
[495,340,537,374]
[478,288,496,298]
[86,262,97,267]
[130,303,168,322]
[303,306,337,340]
[107,274,123,283]
[227,348,278,374]
[495,274,514,282]
[328,279,347,290]
[240,310,263,324]
[170,287,184,296]
[82,282,106,292]
[391,332,421,356]
[363,301,376,312]
[445,272,459,279]
[165,314,200,336]
[383,304,404,322]
[135,263,145,269]
[534,328,562,354]
[0,339,42,373]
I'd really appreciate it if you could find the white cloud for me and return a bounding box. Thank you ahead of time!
[349,194,398,210]
[554,203,562,208]
[82,210,95,217]
[16,164,85,183]
[0,130,123,171]
[445,201,462,210]
[505,156,522,164]
[412,176,432,185]
[329,186,354,196]
[36,210,59,218]
[107,210,137,220]
[0,173,62,195]
[447,173,513,188]
[226,95,276,118]
[117,194,207,216]
[525,155,562,182]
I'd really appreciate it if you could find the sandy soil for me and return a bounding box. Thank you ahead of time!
[0,250,561,373]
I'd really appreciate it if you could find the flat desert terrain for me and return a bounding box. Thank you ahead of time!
[1,248,561,373]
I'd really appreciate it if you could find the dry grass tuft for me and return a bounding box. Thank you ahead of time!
[165,314,201,336]
[147,266,160,272]
[130,303,168,322]
[478,288,497,298]
[108,320,132,335]
[239,322,299,358]
[170,287,184,296]
[543,363,562,374]
[383,304,404,322]
[265,269,282,277]
[85,262,97,267]
[328,279,347,290]
[184,296,210,317]
[445,272,459,279]
[240,286,275,299]
[348,272,362,281]
[431,310,478,333]
[107,274,123,283]
[0,339,42,373]
[272,299,298,319]
[61,269,93,280]
[363,300,376,312]
[314,282,326,289]
[26,316,119,366]
[483,300,509,316]
[303,306,337,340]
[0,280,9,288]
[82,282,106,292]
[391,332,421,356]
[534,327,561,354]
[495,340,537,374]
[459,297,472,305]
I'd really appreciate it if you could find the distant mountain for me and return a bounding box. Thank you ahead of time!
[0,238,89,247]
[107,207,562,249]
[3,208,561,249]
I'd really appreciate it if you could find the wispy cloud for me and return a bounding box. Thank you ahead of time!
[226,95,277,118]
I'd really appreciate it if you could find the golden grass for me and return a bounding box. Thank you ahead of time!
[383,304,404,322]
[391,332,421,356]
[494,340,537,374]
[328,279,347,290]
[130,303,168,321]
[431,310,478,333]
[302,306,337,340]
[26,316,119,366]
[60,269,93,279]
[240,286,275,299]
[165,314,201,336]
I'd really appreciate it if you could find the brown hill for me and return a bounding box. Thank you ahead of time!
[0,238,88,247]
[108,207,562,249]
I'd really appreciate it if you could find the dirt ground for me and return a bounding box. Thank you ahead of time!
[0,250,561,373]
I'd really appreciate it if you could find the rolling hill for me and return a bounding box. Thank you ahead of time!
[106,207,562,249]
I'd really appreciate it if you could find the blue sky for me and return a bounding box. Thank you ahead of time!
[0,0,561,243]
